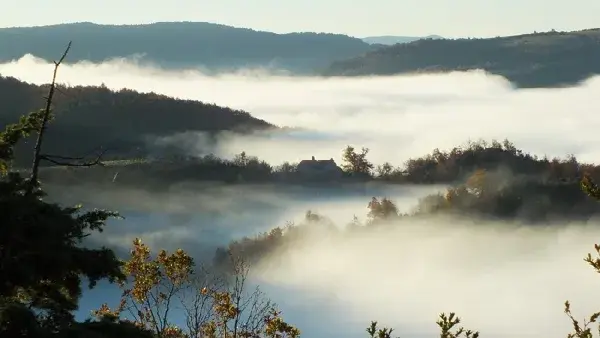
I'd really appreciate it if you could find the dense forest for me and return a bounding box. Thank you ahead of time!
[0,75,274,167]
[0,22,376,73]
[324,29,600,88]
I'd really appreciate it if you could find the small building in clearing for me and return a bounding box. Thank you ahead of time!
[296,156,344,180]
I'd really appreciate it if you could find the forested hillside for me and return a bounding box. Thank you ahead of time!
[0,76,274,166]
[40,139,600,223]
[325,29,600,87]
[0,22,376,73]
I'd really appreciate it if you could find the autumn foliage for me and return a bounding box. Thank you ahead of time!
[94,238,300,338]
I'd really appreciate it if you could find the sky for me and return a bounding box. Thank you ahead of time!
[2,0,600,38]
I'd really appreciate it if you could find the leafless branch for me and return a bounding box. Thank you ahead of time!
[29,41,72,188]
[39,148,108,167]
[24,41,114,193]
[182,264,225,337]
[226,253,274,337]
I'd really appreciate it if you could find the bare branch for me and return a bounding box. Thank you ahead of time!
[39,148,107,167]
[40,154,89,161]
[28,41,72,192]
[182,264,223,337]
[224,253,274,337]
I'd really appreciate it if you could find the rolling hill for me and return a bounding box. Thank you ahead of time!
[0,76,274,167]
[325,29,600,88]
[0,22,376,74]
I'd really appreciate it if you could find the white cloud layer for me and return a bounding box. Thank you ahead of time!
[2,54,600,167]
[254,219,600,338]
[3,55,600,338]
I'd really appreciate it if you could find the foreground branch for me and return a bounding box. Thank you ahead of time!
[29,41,72,190]
[25,41,110,193]
[39,148,107,167]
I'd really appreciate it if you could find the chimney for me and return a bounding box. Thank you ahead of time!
[311,156,315,161]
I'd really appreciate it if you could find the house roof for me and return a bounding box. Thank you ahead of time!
[298,157,341,171]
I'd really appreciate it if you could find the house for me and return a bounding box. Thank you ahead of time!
[296,156,344,180]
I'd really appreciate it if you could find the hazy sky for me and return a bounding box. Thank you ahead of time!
[3,0,600,38]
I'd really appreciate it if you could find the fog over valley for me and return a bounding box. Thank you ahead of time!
[3,55,600,165]
[2,53,600,338]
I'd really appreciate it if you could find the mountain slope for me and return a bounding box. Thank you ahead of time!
[0,22,376,74]
[0,76,274,166]
[325,29,600,88]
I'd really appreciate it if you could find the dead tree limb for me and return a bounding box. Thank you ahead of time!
[39,148,107,167]
[26,42,110,193]
[29,41,72,188]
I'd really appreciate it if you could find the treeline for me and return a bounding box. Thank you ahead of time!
[324,28,600,88]
[40,139,600,190]
[209,143,600,266]
[217,173,600,270]
[0,75,274,167]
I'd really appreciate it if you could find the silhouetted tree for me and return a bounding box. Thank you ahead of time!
[367,197,399,223]
[0,42,152,338]
[342,145,374,177]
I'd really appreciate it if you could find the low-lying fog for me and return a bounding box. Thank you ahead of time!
[4,54,600,166]
[3,55,600,338]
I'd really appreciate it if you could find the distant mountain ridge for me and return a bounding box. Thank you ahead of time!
[4,22,600,87]
[362,35,443,45]
[325,29,600,88]
[0,21,377,74]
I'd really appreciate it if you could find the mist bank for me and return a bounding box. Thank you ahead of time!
[251,217,600,338]
[49,182,442,256]
[67,179,600,338]
[42,150,599,337]
[3,56,600,167]
[80,215,600,338]
[5,45,600,338]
